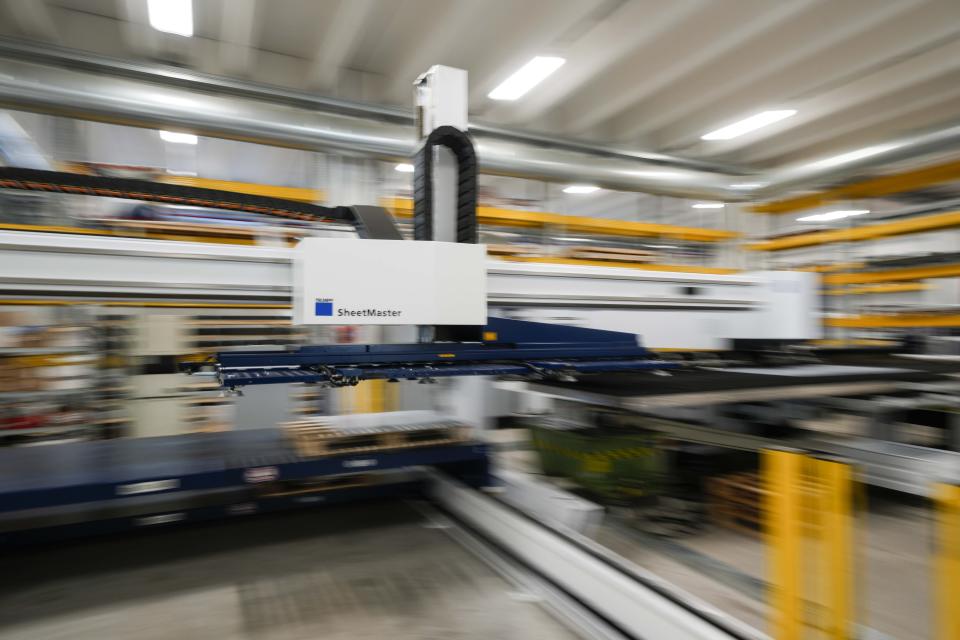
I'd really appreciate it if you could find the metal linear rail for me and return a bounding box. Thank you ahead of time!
[426,470,766,640]
[813,438,960,496]
[417,500,629,640]
[514,379,916,410]
[0,230,760,306]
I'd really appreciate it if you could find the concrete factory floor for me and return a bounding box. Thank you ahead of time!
[0,502,579,640]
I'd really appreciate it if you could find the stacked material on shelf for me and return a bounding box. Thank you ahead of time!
[485,243,542,257]
[563,246,655,264]
[93,217,309,246]
[0,309,97,439]
[707,471,824,538]
[283,410,470,458]
[487,243,657,265]
[705,472,765,537]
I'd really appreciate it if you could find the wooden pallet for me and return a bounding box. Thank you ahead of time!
[706,471,822,538]
[706,472,763,537]
[284,419,470,458]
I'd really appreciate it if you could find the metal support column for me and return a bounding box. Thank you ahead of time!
[413,65,468,245]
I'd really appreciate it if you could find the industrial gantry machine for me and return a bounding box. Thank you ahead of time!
[0,65,776,640]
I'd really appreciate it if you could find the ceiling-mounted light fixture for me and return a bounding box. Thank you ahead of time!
[488,56,566,101]
[147,0,193,37]
[563,185,600,194]
[159,130,198,144]
[692,202,724,209]
[797,209,869,222]
[811,144,900,169]
[702,110,797,141]
[394,163,414,173]
[729,182,765,190]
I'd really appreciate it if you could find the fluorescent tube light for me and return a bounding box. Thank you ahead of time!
[701,109,797,140]
[147,0,193,37]
[797,209,869,222]
[692,202,724,209]
[488,56,566,101]
[563,185,599,194]
[556,236,600,243]
[811,144,899,169]
[729,182,764,190]
[394,163,414,173]
[159,130,198,145]
[625,170,683,180]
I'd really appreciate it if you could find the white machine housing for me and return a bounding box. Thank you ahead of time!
[292,237,487,325]
[486,263,819,350]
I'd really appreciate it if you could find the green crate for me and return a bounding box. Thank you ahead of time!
[530,424,666,499]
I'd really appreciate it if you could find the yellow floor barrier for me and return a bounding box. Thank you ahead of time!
[813,457,854,640]
[763,449,857,639]
[765,449,805,640]
[935,483,960,640]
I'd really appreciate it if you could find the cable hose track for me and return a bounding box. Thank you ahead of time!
[412,126,478,244]
[0,166,354,224]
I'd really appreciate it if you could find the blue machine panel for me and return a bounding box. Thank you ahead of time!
[0,429,488,513]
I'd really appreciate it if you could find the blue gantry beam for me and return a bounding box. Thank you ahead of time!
[198,318,678,388]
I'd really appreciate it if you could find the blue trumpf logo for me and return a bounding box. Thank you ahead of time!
[314,298,333,316]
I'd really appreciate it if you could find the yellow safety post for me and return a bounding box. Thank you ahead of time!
[800,457,822,632]
[934,483,960,640]
[813,457,855,640]
[367,380,386,413]
[764,449,805,640]
[340,379,389,414]
[384,378,399,412]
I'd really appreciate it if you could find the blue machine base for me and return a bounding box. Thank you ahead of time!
[0,429,489,546]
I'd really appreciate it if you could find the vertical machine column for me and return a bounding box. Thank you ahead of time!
[411,65,479,344]
[414,65,469,245]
